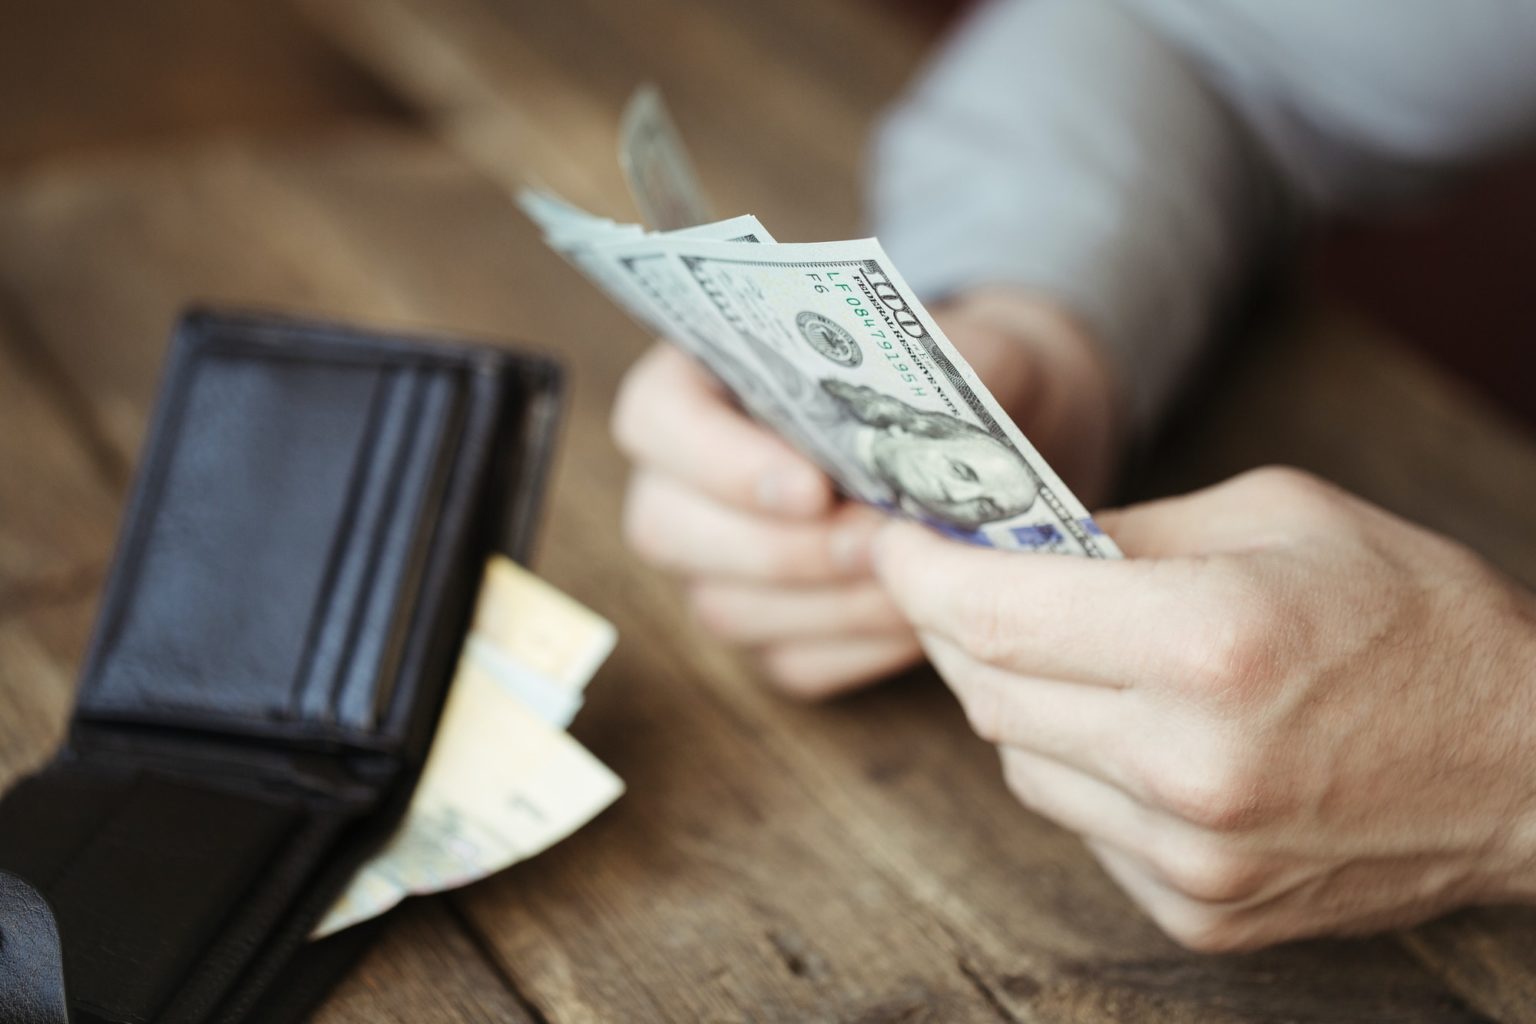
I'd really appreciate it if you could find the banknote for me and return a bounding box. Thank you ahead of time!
[516,189,660,327]
[516,195,820,460]
[619,84,714,230]
[313,659,623,937]
[585,224,880,495]
[589,233,1118,556]
[315,556,623,937]
[523,118,1114,554]
[467,555,617,728]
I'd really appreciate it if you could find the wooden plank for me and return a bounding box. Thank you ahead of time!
[296,0,932,239]
[3,124,1534,1018]
[1141,311,1536,588]
[0,127,1054,1024]
[317,902,536,1023]
[0,323,118,602]
[0,0,411,171]
[294,0,1536,1014]
[0,137,553,1017]
[0,597,91,779]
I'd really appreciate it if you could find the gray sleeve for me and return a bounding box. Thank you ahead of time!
[869,0,1536,434]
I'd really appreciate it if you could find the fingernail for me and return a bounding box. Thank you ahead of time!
[830,524,872,573]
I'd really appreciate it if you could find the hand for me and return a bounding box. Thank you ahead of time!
[612,289,1122,699]
[873,466,1536,951]
[614,342,918,698]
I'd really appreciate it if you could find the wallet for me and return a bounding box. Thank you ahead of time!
[0,310,563,1023]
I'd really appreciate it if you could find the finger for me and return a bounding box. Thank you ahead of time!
[1084,840,1272,953]
[624,471,879,584]
[612,344,834,518]
[1083,839,1239,950]
[998,747,1164,853]
[874,520,1219,686]
[1000,746,1283,909]
[691,580,911,645]
[923,633,1131,784]
[758,635,923,701]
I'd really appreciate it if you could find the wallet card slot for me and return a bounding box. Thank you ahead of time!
[292,365,408,725]
[292,365,425,729]
[65,309,561,762]
[326,367,461,734]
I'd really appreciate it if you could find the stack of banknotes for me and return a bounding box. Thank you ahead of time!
[316,556,623,937]
[524,87,1119,557]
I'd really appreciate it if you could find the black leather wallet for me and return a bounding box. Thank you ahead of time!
[0,310,563,1023]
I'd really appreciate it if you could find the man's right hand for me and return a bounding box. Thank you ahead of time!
[613,343,920,699]
[611,289,1123,700]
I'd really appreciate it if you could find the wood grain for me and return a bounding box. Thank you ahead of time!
[317,902,536,1023]
[0,322,118,603]
[0,0,410,170]
[0,0,1533,1018]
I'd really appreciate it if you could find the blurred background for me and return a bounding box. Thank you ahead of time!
[3,0,1534,430]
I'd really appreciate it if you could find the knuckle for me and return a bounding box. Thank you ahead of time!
[757,647,840,702]
[1238,466,1348,529]
[999,752,1039,807]
[1144,751,1270,833]
[620,482,675,567]
[1178,584,1283,705]
[1157,906,1247,954]
[687,585,739,639]
[1156,839,1267,904]
[953,591,1018,665]
[1237,464,1321,499]
[609,354,660,457]
[957,678,1008,745]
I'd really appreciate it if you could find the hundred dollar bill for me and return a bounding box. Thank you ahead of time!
[587,224,879,496]
[516,187,763,339]
[517,187,1111,551]
[591,235,1119,556]
[516,194,830,466]
[619,84,714,230]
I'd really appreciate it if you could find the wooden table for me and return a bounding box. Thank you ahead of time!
[2,0,1535,1019]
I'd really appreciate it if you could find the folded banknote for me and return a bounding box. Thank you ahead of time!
[315,556,622,937]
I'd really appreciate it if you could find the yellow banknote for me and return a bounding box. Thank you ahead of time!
[315,659,623,937]
[315,557,622,938]
[469,555,617,725]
